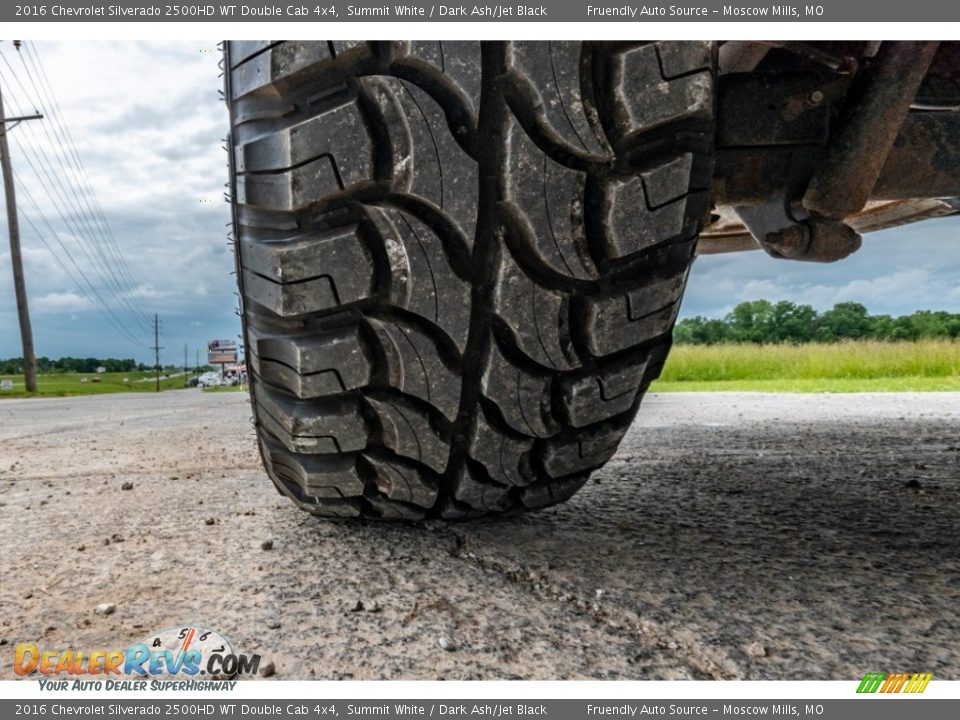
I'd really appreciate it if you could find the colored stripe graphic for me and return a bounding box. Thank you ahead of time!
[857,673,886,693]
[886,673,909,693]
[907,673,934,693]
[857,672,932,694]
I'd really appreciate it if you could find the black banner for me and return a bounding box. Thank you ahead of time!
[3,1,958,23]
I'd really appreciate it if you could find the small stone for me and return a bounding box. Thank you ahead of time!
[267,619,281,629]
[95,603,116,616]
[366,600,382,613]
[260,539,274,551]
[745,641,767,658]
[905,479,921,489]
[204,517,216,526]
[24,591,33,600]
[121,482,134,491]
[438,635,457,652]
[77,545,86,552]
[350,601,364,612]
[259,661,276,677]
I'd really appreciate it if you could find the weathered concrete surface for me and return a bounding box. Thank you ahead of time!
[1,391,957,680]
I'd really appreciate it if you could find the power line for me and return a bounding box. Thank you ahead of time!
[0,59,153,335]
[19,213,150,349]
[26,41,152,322]
[0,170,151,349]
[2,44,152,328]
[0,56,153,343]
[0,118,152,341]
[19,42,154,323]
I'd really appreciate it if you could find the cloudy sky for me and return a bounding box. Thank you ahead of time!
[0,41,231,367]
[684,216,960,318]
[0,41,957,365]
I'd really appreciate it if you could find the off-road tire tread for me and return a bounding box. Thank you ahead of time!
[226,40,715,519]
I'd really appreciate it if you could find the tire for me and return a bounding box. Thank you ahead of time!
[225,41,716,519]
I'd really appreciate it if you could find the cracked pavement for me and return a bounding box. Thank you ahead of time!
[1,390,958,680]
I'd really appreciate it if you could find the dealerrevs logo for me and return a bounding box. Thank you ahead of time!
[15,625,261,681]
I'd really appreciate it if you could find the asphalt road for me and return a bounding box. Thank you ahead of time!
[1,390,957,680]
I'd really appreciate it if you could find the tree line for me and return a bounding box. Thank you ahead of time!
[675,301,960,345]
[0,357,149,375]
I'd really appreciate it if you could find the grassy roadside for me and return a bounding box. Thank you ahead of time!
[652,339,960,393]
[652,377,960,393]
[0,371,196,398]
[4,340,958,397]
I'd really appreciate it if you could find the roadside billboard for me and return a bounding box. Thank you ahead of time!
[207,339,238,365]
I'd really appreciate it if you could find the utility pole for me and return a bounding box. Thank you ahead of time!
[0,59,44,393]
[151,313,163,392]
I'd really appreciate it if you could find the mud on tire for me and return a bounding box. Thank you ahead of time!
[225,41,716,519]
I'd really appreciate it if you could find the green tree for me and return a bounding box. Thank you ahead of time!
[868,314,895,339]
[674,316,731,344]
[769,301,818,342]
[726,300,776,343]
[906,310,955,339]
[674,300,960,345]
[815,302,871,341]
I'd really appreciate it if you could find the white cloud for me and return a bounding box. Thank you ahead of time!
[683,218,960,319]
[0,40,237,361]
[32,291,91,314]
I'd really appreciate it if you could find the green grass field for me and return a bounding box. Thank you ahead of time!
[4,340,958,396]
[653,339,960,392]
[0,371,196,398]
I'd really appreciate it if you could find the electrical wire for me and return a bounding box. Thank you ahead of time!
[0,52,153,346]
[0,172,151,349]
[20,42,154,323]
[0,57,153,334]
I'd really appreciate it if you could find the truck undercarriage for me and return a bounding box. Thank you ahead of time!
[702,41,959,260]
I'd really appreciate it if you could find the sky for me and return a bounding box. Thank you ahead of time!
[0,41,957,365]
[0,41,232,367]
[683,216,960,319]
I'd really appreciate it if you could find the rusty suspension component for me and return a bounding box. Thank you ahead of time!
[715,41,952,262]
[803,41,940,220]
